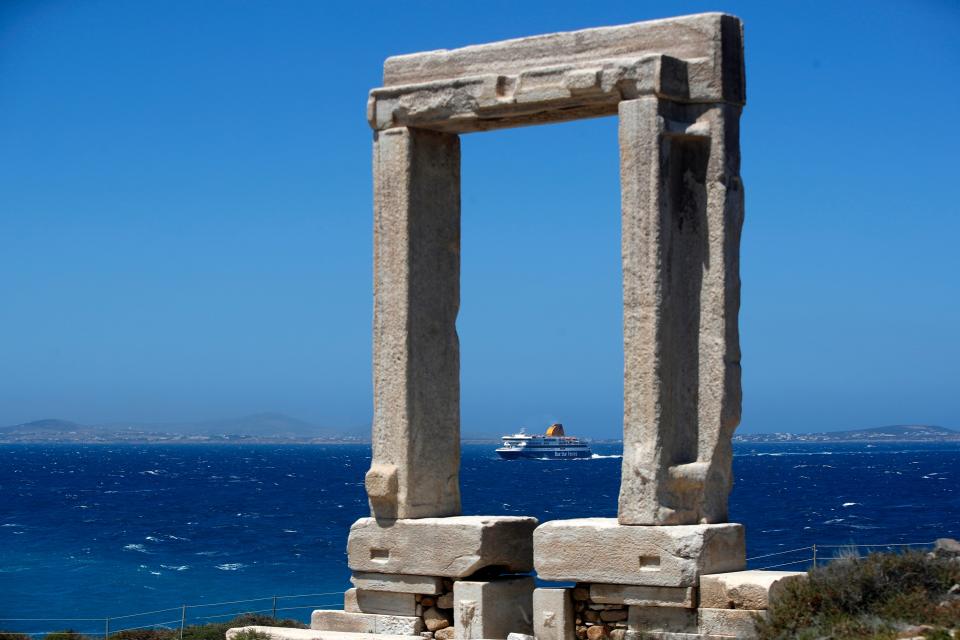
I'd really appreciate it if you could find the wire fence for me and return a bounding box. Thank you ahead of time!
[0,540,942,639]
[0,592,345,639]
[745,540,938,570]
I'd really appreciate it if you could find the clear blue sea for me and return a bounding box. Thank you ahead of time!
[1,442,958,634]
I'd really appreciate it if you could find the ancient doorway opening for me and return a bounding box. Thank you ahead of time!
[458,117,624,453]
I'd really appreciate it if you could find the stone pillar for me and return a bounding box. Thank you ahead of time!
[369,126,462,520]
[618,97,744,525]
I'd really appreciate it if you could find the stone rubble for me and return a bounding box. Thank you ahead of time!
[546,570,807,640]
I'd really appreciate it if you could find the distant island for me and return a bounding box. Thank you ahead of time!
[0,413,365,444]
[2,418,957,445]
[733,424,960,443]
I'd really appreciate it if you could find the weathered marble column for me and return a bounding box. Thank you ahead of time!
[368,126,461,520]
[618,97,744,526]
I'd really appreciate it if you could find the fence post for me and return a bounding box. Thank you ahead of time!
[812,543,817,568]
[105,618,110,640]
[272,596,278,620]
[180,604,186,640]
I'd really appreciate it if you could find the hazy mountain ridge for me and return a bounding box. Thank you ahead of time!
[734,424,960,443]
[0,413,363,443]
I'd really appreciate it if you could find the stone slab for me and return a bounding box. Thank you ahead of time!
[627,606,698,634]
[454,577,535,639]
[625,634,734,640]
[310,610,423,636]
[381,14,744,101]
[348,516,537,578]
[370,55,692,134]
[698,608,767,638]
[227,627,417,640]
[617,96,743,526]
[351,571,444,595]
[533,519,745,586]
[346,588,418,616]
[533,588,574,640]
[369,125,461,520]
[343,588,360,613]
[369,14,744,133]
[590,584,695,608]
[699,570,805,610]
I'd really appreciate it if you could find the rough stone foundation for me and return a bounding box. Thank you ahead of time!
[533,570,805,640]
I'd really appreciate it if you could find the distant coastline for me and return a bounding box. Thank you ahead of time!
[1,417,957,444]
[733,424,960,443]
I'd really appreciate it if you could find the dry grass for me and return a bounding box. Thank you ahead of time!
[756,551,960,640]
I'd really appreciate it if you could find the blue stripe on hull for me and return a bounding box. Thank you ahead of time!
[496,449,592,460]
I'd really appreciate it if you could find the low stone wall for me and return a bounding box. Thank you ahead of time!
[536,571,806,640]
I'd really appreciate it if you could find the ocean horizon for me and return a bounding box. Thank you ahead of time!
[1,441,958,634]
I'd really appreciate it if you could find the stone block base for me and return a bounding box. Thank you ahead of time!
[348,516,537,578]
[533,588,574,640]
[340,578,457,634]
[697,608,766,638]
[310,610,424,636]
[628,607,698,634]
[227,627,418,640]
[699,570,805,610]
[454,576,534,639]
[534,519,745,587]
[350,571,447,595]
[343,588,418,616]
[590,584,695,608]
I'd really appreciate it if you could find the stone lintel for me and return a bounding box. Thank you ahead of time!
[369,54,692,133]
[533,519,745,587]
[699,570,805,610]
[348,516,537,578]
[590,584,696,608]
[368,13,744,133]
[382,14,743,99]
[350,571,444,595]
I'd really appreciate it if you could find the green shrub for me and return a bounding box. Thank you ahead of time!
[0,632,32,640]
[109,629,175,640]
[756,551,960,640]
[179,614,305,640]
[44,631,95,640]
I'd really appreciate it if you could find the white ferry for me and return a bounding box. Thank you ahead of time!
[495,423,592,460]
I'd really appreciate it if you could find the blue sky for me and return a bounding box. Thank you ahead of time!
[1,1,958,437]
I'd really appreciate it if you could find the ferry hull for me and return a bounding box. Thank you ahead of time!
[496,448,592,460]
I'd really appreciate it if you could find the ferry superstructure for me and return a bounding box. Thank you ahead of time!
[495,423,592,460]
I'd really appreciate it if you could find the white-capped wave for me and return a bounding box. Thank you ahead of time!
[160,564,190,571]
[842,502,859,507]
[590,454,623,459]
[124,543,150,553]
[215,563,246,571]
